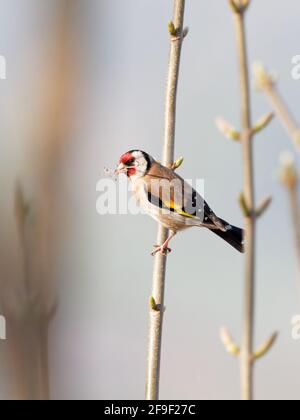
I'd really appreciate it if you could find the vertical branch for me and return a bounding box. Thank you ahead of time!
[38,319,51,400]
[4,0,73,398]
[280,152,300,287]
[219,2,277,400]
[145,0,186,401]
[232,1,256,401]
[288,186,300,282]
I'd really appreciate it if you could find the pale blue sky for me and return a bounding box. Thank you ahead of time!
[0,0,300,400]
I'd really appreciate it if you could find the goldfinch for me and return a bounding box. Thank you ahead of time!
[116,150,244,256]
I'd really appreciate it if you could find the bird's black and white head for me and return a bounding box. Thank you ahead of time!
[116,150,153,179]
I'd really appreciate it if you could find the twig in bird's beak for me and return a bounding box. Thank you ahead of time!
[115,163,127,175]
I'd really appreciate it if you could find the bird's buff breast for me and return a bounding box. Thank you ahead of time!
[130,178,196,231]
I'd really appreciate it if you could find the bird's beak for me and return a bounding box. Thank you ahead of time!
[115,163,127,175]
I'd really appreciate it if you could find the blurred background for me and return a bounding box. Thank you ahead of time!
[0,0,300,400]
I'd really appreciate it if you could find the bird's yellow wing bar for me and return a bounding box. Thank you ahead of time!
[163,199,198,219]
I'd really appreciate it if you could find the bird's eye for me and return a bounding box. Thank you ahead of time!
[126,159,135,166]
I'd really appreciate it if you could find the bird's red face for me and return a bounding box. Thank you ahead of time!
[116,152,137,177]
[115,150,152,179]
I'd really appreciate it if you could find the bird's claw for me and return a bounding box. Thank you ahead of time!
[151,245,172,257]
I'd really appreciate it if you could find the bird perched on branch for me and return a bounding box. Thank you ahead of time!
[116,150,244,256]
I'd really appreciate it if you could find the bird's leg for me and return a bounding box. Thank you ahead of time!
[151,231,176,256]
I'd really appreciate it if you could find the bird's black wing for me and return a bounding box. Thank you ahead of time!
[201,200,228,231]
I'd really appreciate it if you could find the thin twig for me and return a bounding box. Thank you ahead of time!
[255,62,300,285]
[264,89,300,149]
[253,63,300,152]
[219,1,277,401]
[279,153,300,286]
[232,1,256,401]
[39,320,51,400]
[145,0,186,400]
[288,187,300,285]
[9,184,54,400]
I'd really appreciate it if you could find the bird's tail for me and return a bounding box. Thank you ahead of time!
[210,219,245,253]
